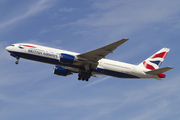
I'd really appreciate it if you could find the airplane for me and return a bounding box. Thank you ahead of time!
[6,39,173,81]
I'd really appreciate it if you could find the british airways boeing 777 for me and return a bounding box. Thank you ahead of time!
[6,39,173,81]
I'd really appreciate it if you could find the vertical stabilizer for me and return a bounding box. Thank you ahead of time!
[138,48,170,70]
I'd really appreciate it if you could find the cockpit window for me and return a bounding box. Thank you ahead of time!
[10,45,15,46]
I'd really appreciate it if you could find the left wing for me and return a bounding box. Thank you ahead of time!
[78,39,128,63]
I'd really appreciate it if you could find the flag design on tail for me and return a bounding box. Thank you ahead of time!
[139,48,170,70]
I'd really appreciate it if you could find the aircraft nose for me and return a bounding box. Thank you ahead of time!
[6,46,9,51]
[6,46,11,52]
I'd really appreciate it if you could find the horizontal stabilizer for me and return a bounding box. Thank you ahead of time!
[146,67,173,74]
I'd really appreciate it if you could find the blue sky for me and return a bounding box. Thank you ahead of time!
[0,0,180,120]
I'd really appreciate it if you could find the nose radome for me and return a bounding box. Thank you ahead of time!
[6,46,12,52]
[6,46,10,51]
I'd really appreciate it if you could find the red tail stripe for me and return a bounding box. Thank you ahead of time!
[143,61,155,70]
[151,52,167,59]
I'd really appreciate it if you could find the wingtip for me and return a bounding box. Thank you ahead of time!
[122,38,129,40]
[119,38,129,43]
[168,66,174,69]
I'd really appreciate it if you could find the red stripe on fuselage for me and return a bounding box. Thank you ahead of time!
[21,45,36,48]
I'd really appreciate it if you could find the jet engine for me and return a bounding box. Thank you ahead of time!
[59,53,77,64]
[53,66,71,76]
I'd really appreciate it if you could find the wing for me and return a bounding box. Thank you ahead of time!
[78,38,128,63]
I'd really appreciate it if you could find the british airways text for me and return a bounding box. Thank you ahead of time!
[28,49,58,58]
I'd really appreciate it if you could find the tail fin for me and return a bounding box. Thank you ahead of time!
[138,48,170,70]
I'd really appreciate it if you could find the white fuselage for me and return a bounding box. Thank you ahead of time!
[6,43,159,79]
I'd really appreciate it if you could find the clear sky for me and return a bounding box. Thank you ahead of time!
[0,0,180,120]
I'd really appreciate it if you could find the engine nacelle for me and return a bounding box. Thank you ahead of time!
[59,53,76,64]
[53,66,70,76]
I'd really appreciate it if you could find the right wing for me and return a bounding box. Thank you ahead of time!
[78,39,128,63]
